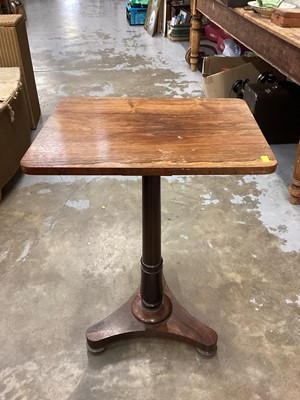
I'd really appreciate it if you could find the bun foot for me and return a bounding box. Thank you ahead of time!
[197,346,217,358]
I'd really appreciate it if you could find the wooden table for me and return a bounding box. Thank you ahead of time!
[21,97,276,357]
[188,0,300,204]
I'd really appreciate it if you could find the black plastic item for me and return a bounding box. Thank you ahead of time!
[243,81,300,144]
[220,0,249,7]
[232,79,249,98]
[257,72,277,84]
[0,0,12,13]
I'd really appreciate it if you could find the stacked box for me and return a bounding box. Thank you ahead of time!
[167,22,191,41]
[126,2,147,25]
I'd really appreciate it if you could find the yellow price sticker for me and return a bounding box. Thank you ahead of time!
[260,155,270,163]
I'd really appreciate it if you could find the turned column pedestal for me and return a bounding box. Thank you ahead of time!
[86,176,218,357]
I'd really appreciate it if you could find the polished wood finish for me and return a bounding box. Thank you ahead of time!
[289,142,300,205]
[141,176,163,309]
[190,0,300,85]
[21,97,276,176]
[87,282,217,357]
[21,97,276,356]
[87,175,218,356]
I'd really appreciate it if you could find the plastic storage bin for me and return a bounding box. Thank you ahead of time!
[126,2,147,25]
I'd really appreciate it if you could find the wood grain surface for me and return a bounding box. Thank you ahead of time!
[21,97,277,176]
[271,9,300,28]
[235,7,300,47]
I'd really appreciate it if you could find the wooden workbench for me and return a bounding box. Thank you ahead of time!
[188,0,300,204]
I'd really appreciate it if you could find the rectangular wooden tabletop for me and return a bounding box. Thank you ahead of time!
[21,97,277,176]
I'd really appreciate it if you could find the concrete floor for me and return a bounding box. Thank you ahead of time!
[1,0,300,398]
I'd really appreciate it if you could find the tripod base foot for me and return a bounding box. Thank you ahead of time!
[86,282,218,356]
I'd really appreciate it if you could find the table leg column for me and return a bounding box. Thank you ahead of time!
[188,0,202,72]
[141,176,163,308]
[132,176,172,323]
[86,176,217,356]
[289,142,300,205]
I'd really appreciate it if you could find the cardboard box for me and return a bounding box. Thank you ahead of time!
[202,56,284,98]
[0,14,40,129]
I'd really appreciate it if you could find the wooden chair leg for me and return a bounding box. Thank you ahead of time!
[289,142,300,205]
[188,0,202,72]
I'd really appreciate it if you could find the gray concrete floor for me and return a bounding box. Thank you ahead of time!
[1,0,300,399]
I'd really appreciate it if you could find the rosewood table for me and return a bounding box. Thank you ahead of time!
[21,97,277,357]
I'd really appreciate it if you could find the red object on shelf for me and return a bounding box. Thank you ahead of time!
[204,23,231,43]
[206,23,250,55]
